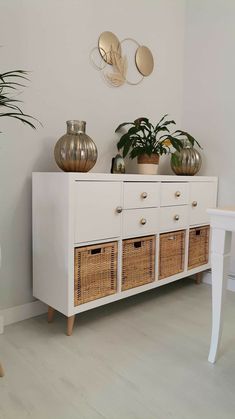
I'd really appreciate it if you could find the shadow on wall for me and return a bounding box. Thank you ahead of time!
[31,136,59,173]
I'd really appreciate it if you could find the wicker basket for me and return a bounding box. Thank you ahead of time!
[188,225,210,269]
[122,236,155,291]
[159,230,185,279]
[74,241,117,306]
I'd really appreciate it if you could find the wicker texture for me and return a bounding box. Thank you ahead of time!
[122,236,155,291]
[188,226,210,269]
[74,242,117,306]
[159,230,185,280]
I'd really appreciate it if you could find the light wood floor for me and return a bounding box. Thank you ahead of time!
[1,278,235,419]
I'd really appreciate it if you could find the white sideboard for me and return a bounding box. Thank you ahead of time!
[32,173,218,335]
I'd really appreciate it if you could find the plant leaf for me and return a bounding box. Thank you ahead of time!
[122,137,133,158]
[174,130,202,149]
[115,122,134,132]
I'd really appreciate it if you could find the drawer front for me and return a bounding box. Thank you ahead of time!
[160,182,189,206]
[123,182,159,209]
[160,205,188,232]
[123,208,159,238]
[189,182,217,225]
[74,181,122,243]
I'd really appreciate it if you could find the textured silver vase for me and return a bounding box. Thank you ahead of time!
[171,145,202,176]
[54,120,98,172]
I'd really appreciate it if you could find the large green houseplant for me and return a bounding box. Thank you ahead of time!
[0,69,37,130]
[115,115,183,174]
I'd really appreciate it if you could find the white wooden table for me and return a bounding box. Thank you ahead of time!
[207,207,235,363]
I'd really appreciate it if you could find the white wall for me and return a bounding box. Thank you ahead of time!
[0,0,186,310]
[183,0,235,274]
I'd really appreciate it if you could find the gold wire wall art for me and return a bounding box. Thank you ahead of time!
[90,31,154,87]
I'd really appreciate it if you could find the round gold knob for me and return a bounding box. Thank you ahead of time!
[141,192,148,199]
[174,214,180,221]
[175,191,181,197]
[192,201,198,207]
[140,218,147,225]
[116,206,123,213]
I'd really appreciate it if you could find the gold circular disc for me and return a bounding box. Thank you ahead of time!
[98,31,121,65]
[135,46,154,76]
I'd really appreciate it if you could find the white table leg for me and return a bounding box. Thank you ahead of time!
[0,362,4,377]
[208,228,232,363]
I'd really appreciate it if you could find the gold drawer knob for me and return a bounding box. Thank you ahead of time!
[192,201,198,207]
[116,206,123,213]
[175,191,181,197]
[140,218,147,225]
[174,214,180,221]
[141,192,148,199]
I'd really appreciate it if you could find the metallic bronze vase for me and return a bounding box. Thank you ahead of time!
[54,120,98,172]
[171,145,202,176]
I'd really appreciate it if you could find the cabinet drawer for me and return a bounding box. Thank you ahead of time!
[123,208,159,238]
[123,182,159,209]
[160,182,188,206]
[160,205,188,232]
[189,182,217,225]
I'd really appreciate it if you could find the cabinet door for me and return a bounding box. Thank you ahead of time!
[74,182,122,243]
[189,182,217,225]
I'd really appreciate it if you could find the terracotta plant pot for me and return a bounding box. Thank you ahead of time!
[137,154,159,175]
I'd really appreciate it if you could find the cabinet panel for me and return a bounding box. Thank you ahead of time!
[123,182,159,209]
[160,182,189,206]
[74,181,122,243]
[160,205,188,232]
[123,208,159,238]
[189,182,217,225]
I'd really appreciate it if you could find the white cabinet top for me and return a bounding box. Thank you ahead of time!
[33,172,218,182]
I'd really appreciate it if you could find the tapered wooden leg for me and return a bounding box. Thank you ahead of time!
[67,315,75,336]
[48,306,55,323]
[195,272,203,284]
[0,363,4,377]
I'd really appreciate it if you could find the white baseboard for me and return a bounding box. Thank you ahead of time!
[203,270,235,292]
[0,300,47,334]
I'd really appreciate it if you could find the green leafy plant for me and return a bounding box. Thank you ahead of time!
[0,69,38,131]
[115,115,183,159]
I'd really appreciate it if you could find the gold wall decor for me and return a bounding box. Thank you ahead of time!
[135,46,154,77]
[90,31,154,87]
[98,31,121,65]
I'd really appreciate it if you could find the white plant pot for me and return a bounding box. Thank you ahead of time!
[137,163,159,175]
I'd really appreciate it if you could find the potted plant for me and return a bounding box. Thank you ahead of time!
[115,115,183,174]
[170,130,202,176]
[0,69,37,130]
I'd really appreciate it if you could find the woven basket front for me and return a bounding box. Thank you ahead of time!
[188,226,210,269]
[74,241,117,306]
[159,230,185,279]
[122,236,155,291]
